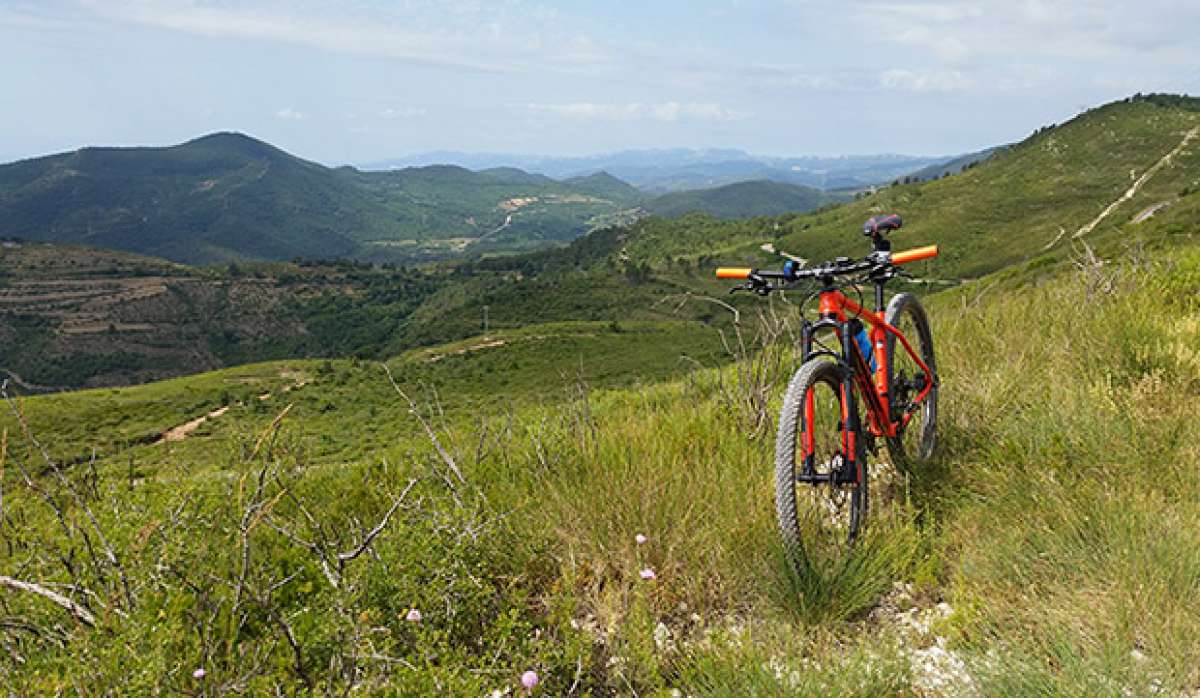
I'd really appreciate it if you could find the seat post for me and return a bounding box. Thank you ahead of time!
[872,235,890,312]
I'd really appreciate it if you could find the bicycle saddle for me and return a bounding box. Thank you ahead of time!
[863,214,903,236]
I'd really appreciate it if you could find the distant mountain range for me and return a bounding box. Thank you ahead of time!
[0,134,966,265]
[363,148,960,193]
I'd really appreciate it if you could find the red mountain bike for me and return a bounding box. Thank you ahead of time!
[715,214,939,558]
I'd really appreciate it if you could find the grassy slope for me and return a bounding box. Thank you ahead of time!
[621,97,1200,282]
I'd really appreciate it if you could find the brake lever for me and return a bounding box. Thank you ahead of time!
[729,280,776,295]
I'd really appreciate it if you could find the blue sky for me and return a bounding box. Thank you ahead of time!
[3,1,1199,165]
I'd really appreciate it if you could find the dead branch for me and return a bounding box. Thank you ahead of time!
[336,478,417,565]
[268,478,418,589]
[382,364,465,483]
[1,382,133,611]
[655,291,741,324]
[0,575,96,627]
[249,404,293,461]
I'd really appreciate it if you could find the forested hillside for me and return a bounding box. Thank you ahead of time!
[0,133,643,264]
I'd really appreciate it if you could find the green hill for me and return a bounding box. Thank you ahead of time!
[621,94,1200,280]
[562,170,645,204]
[0,241,450,389]
[644,179,847,219]
[0,231,715,390]
[900,146,1001,183]
[0,133,642,264]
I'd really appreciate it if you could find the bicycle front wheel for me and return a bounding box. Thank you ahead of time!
[774,359,868,564]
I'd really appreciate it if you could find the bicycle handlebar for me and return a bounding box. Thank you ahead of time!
[714,245,939,290]
[892,244,938,265]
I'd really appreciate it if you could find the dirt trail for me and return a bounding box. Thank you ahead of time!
[428,338,506,362]
[155,406,230,444]
[1132,201,1170,224]
[154,370,310,445]
[1073,126,1199,240]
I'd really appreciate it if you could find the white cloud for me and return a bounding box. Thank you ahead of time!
[526,101,750,122]
[729,64,841,90]
[380,107,428,119]
[879,69,971,92]
[861,3,985,23]
[78,0,616,75]
[275,107,305,120]
[859,0,1200,64]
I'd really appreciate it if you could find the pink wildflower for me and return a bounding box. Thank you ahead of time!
[521,670,539,689]
[635,533,648,545]
[406,608,422,623]
[193,668,207,679]
[640,568,657,580]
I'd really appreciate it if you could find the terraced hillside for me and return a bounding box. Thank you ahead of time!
[0,242,443,388]
[0,235,731,390]
[0,133,644,264]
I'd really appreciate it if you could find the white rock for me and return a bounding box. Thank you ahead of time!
[654,622,673,651]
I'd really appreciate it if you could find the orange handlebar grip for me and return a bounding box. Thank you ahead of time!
[715,267,753,279]
[892,245,939,265]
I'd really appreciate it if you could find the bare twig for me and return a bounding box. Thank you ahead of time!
[655,291,741,324]
[382,364,465,483]
[1,382,133,611]
[336,478,418,565]
[0,575,96,627]
[268,478,418,589]
[249,404,293,461]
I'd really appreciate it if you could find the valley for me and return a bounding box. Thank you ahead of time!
[4,95,1199,392]
[2,93,1200,694]
[1,134,894,269]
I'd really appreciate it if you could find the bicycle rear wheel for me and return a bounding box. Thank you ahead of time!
[884,293,938,467]
[775,359,868,564]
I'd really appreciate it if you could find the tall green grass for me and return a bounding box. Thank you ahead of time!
[2,244,1198,693]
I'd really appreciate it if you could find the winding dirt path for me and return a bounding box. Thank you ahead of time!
[1072,126,1199,240]
[154,370,310,445]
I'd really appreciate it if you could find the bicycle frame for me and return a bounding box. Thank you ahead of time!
[797,283,935,481]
